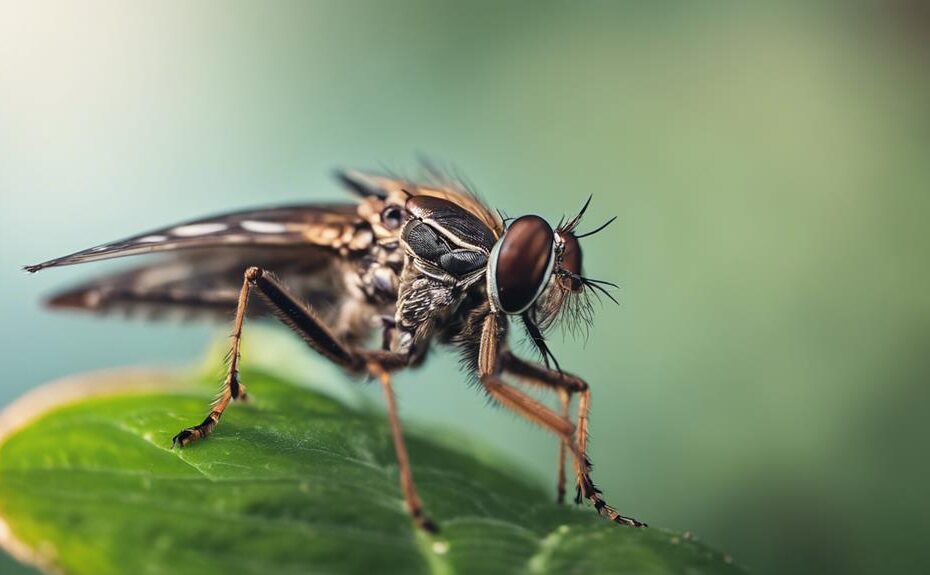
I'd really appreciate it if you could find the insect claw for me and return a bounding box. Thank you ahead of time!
[613,515,647,527]
[418,516,440,534]
[171,429,196,449]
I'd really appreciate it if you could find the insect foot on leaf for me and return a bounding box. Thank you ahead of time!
[412,508,440,534]
[171,413,218,448]
[171,428,198,448]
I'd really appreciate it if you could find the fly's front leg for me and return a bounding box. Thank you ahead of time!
[172,267,257,447]
[501,353,593,504]
[480,315,645,527]
[557,389,570,504]
[503,355,635,521]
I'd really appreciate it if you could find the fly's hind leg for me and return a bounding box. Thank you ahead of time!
[172,267,256,447]
[172,266,437,532]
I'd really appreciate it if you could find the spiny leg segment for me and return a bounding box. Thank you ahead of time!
[172,269,254,447]
[479,314,645,527]
[171,267,436,531]
[501,353,594,505]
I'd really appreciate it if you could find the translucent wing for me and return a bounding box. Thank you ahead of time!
[43,247,343,321]
[24,196,384,320]
[24,203,365,272]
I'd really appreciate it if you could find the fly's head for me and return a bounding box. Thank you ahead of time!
[487,197,617,340]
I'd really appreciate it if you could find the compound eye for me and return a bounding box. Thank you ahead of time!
[381,205,405,230]
[559,232,584,292]
[488,215,555,314]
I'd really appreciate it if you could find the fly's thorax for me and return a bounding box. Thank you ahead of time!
[392,195,498,352]
[352,255,401,305]
[394,195,494,319]
[404,195,497,252]
[399,196,494,281]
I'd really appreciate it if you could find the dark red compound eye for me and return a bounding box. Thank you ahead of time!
[488,215,556,314]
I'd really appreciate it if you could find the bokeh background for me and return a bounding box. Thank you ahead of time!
[2,1,928,573]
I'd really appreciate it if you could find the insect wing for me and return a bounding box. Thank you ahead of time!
[24,203,365,272]
[26,203,372,319]
[43,247,339,319]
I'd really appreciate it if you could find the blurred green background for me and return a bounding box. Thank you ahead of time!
[1,1,928,573]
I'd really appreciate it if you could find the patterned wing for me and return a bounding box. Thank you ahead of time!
[25,197,398,319]
[42,247,343,321]
[24,203,366,272]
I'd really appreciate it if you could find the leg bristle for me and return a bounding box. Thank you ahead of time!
[578,468,646,527]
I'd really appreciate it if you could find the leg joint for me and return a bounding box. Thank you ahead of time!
[245,266,262,282]
[480,373,502,390]
[565,376,589,392]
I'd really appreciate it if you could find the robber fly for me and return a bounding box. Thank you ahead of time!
[25,167,645,531]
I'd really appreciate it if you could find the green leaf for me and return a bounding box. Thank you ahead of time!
[0,353,743,574]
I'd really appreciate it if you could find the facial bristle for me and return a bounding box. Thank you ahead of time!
[575,216,618,239]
